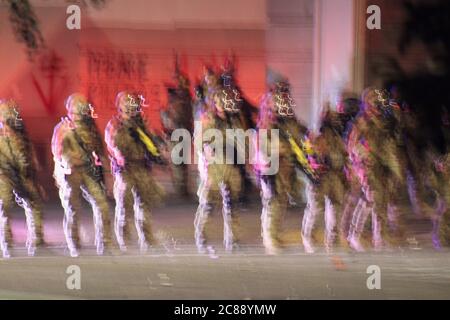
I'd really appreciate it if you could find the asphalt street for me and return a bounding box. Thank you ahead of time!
[0,200,449,299]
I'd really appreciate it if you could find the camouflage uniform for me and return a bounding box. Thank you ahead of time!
[441,112,450,246]
[52,93,111,257]
[336,97,362,243]
[420,109,450,248]
[105,92,164,252]
[219,66,258,205]
[346,88,405,251]
[0,100,44,258]
[423,148,450,248]
[194,86,246,253]
[301,110,348,253]
[257,82,307,254]
[163,73,193,197]
[400,105,424,217]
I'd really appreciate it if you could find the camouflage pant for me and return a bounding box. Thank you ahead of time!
[259,160,303,251]
[194,164,242,252]
[55,168,111,255]
[113,165,163,251]
[431,183,450,248]
[302,185,341,250]
[347,174,403,250]
[170,139,190,197]
[171,163,190,197]
[440,206,450,246]
[339,186,362,241]
[0,174,43,257]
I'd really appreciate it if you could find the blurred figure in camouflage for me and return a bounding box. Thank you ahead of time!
[219,56,258,130]
[420,107,450,249]
[106,91,165,253]
[162,58,193,197]
[219,58,259,206]
[52,93,111,257]
[198,66,220,118]
[387,86,423,218]
[193,84,208,122]
[194,82,247,254]
[335,96,362,243]
[301,107,348,253]
[256,81,308,255]
[0,99,44,258]
[346,88,405,251]
[423,147,450,249]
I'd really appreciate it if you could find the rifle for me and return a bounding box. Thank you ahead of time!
[72,129,105,186]
[129,126,167,166]
[0,162,31,202]
[281,129,322,185]
[0,137,31,201]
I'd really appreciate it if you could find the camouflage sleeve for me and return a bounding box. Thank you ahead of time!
[92,125,106,156]
[313,132,329,164]
[51,120,65,161]
[105,120,123,161]
[12,140,29,175]
[195,113,214,154]
[61,132,77,165]
[346,117,363,163]
[383,137,404,181]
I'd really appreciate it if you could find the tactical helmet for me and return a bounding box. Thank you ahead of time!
[272,81,295,118]
[320,107,344,133]
[0,99,24,129]
[213,86,242,114]
[115,91,144,117]
[65,93,97,119]
[203,67,218,88]
[362,87,385,108]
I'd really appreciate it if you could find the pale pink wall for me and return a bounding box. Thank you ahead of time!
[311,0,356,131]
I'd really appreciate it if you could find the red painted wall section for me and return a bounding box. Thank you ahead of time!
[0,2,267,189]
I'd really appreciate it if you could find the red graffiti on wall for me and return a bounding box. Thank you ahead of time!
[78,47,164,132]
[31,50,68,115]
